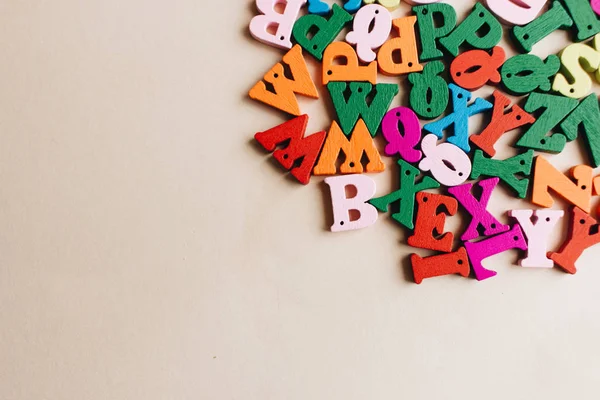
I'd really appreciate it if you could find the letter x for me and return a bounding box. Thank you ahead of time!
[369,160,439,229]
[423,83,492,153]
[447,177,509,241]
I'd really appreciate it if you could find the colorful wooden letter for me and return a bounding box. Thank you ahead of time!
[381,107,423,163]
[408,192,458,252]
[470,150,534,199]
[560,0,600,41]
[448,177,510,242]
[322,42,378,85]
[423,84,492,153]
[419,134,472,187]
[378,16,424,75]
[516,92,579,153]
[501,54,561,95]
[255,115,326,184]
[470,91,535,157]
[486,0,547,25]
[413,3,457,61]
[314,120,385,175]
[450,46,505,90]
[531,156,593,213]
[549,207,600,273]
[369,160,440,229]
[510,209,564,268]
[560,94,600,168]
[411,248,470,284]
[464,225,528,281]
[346,4,393,63]
[512,1,573,53]
[553,43,600,99]
[325,174,379,232]
[407,61,449,119]
[249,0,307,50]
[293,4,353,60]
[249,45,319,116]
[439,3,503,57]
[328,82,399,136]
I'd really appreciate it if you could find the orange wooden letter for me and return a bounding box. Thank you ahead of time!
[249,45,319,115]
[407,192,457,253]
[322,42,378,85]
[549,207,600,274]
[313,119,385,175]
[411,247,470,284]
[377,16,423,76]
[531,156,593,213]
[470,91,534,157]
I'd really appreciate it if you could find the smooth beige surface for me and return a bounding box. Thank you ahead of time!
[2,1,600,399]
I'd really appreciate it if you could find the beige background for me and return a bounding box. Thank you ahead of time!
[1,1,600,399]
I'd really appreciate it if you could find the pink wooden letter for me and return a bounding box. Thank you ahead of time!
[509,209,564,268]
[382,107,423,163]
[325,175,379,232]
[346,4,392,63]
[249,0,308,50]
[448,177,510,241]
[465,225,528,281]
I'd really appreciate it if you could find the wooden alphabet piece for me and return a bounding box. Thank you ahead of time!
[369,160,440,229]
[450,46,505,90]
[249,45,319,116]
[448,177,510,242]
[423,84,492,153]
[439,3,503,57]
[325,175,379,232]
[249,0,307,50]
[464,225,528,281]
[516,92,579,153]
[293,4,353,60]
[314,120,385,175]
[307,0,362,14]
[322,42,378,85]
[501,54,561,95]
[470,91,535,157]
[411,248,470,284]
[328,82,399,137]
[470,150,535,199]
[553,43,600,99]
[531,156,593,213]
[510,209,564,268]
[255,115,326,184]
[419,134,472,187]
[560,0,600,41]
[549,207,600,274]
[512,1,573,53]
[408,61,449,119]
[408,192,458,252]
[346,4,393,63]
[560,94,600,168]
[381,107,423,163]
[486,0,548,26]
[378,16,424,75]
[413,3,457,61]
